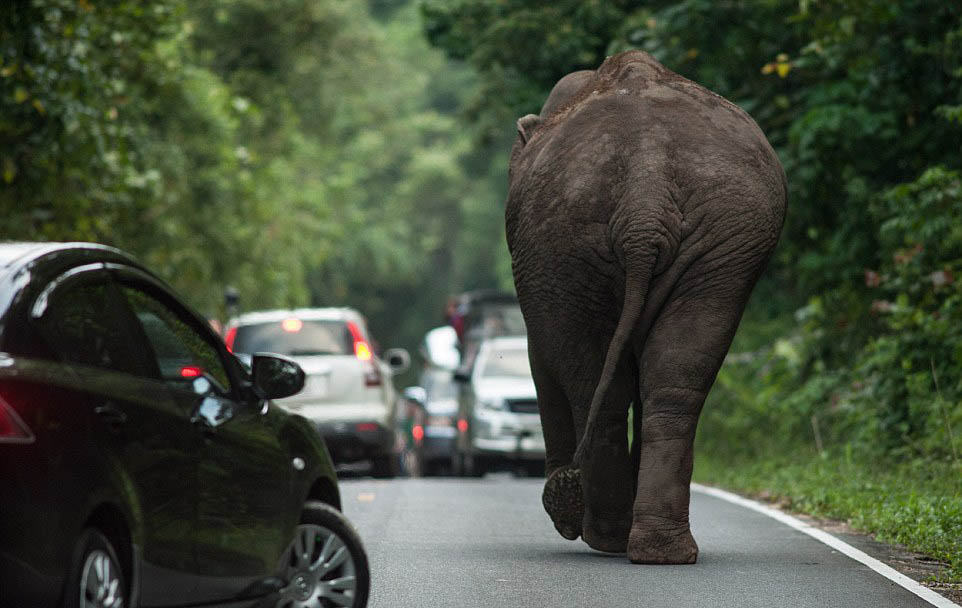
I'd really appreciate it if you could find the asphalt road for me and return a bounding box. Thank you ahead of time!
[341,475,944,608]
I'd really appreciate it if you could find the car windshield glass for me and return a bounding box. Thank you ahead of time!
[481,347,530,378]
[465,304,526,340]
[232,320,351,356]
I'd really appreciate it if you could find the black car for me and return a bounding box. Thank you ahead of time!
[0,242,369,608]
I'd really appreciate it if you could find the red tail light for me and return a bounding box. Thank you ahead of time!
[0,392,34,443]
[224,327,237,353]
[356,422,379,432]
[347,321,381,386]
[412,424,424,443]
[180,366,203,378]
[457,419,468,433]
[346,322,373,361]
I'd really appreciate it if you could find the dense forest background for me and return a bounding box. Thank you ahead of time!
[1,0,515,352]
[3,0,961,567]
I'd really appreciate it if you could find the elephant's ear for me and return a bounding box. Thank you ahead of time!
[516,114,542,146]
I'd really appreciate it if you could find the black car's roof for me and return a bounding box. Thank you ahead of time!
[0,242,56,270]
[0,241,147,284]
[0,240,134,264]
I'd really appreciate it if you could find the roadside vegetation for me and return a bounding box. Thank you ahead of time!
[3,0,961,586]
[1,0,514,351]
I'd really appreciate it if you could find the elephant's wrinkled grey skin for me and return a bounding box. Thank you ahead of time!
[506,51,786,564]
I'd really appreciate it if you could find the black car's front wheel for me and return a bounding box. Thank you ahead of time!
[63,529,127,608]
[277,501,370,608]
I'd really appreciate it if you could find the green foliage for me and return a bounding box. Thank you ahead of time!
[1,0,514,349]
[421,0,630,141]
[0,0,179,240]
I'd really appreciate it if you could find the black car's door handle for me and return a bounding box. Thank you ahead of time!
[94,403,127,433]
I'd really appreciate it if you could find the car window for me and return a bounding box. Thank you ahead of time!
[231,320,352,356]
[480,347,531,378]
[38,281,144,375]
[465,304,526,339]
[120,286,232,394]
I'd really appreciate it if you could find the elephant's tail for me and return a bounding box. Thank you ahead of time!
[572,261,649,467]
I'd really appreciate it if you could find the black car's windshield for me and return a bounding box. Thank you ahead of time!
[481,347,530,378]
[232,320,351,356]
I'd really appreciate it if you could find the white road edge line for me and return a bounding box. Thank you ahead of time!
[691,483,961,608]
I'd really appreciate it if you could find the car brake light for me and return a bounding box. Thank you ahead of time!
[346,322,373,361]
[412,424,424,443]
[457,419,468,433]
[281,318,303,333]
[356,422,379,432]
[224,327,237,352]
[0,392,34,443]
[180,366,203,378]
[346,321,380,385]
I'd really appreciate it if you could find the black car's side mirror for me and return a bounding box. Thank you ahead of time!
[251,353,305,400]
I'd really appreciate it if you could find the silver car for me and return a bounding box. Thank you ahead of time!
[453,335,545,476]
[225,308,409,477]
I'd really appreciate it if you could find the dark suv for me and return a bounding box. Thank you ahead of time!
[0,242,368,608]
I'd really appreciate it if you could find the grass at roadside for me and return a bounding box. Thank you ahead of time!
[693,453,962,582]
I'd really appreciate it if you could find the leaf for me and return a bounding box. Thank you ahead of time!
[2,157,16,184]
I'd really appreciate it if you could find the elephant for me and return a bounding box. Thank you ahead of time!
[505,50,786,564]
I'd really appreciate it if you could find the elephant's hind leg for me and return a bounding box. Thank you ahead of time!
[628,279,756,564]
[579,373,635,553]
[532,334,635,550]
[531,350,584,541]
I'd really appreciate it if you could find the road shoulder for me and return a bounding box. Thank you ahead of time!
[693,483,962,607]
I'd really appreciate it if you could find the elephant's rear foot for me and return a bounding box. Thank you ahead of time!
[542,465,583,540]
[627,521,698,564]
[582,509,630,553]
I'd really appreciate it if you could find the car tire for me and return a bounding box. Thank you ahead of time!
[370,454,398,479]
[277,501,370,608]
[464,452,488,478]
[63,528,128,608]
[451,450,468,477]
[422,459,449,477]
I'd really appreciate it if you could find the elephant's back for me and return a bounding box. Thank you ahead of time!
[514,52,786,247]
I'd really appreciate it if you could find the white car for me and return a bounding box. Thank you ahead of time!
[453,335,545,476]
[225,308,409,477]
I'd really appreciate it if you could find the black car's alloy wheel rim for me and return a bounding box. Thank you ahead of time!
[278,524,357,608]
[80,549,124,608]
